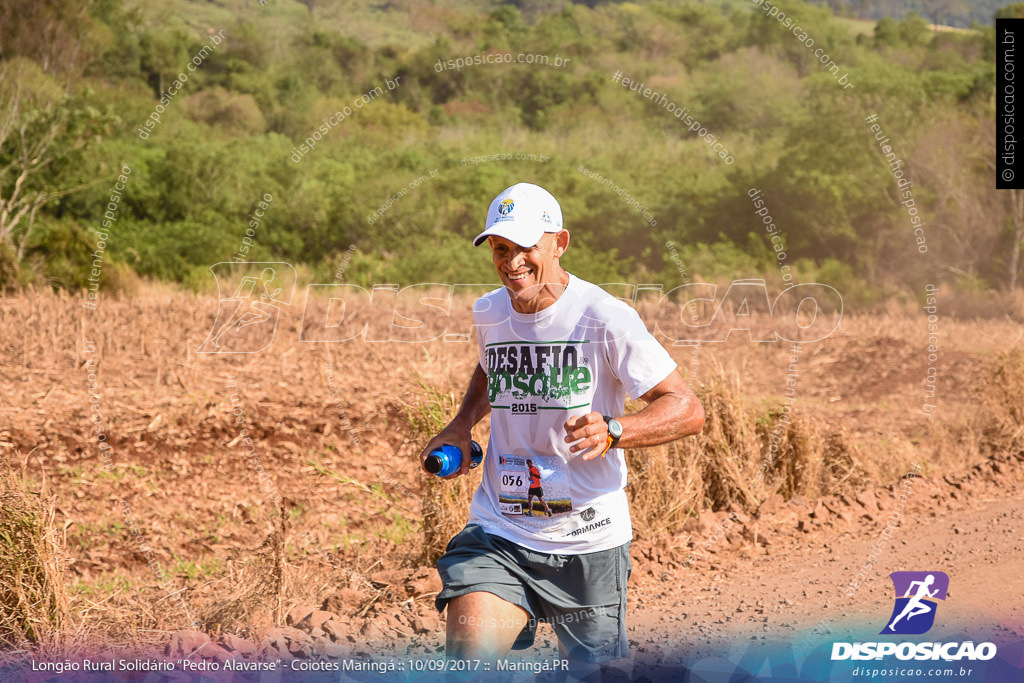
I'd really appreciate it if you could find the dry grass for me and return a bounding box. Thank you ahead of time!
[975,350,1024,456]
[920,350,1024,481]
[0,455,70,649]
[624,365,878,536]
[941,288,1024,323]
[686,368,762,512]
[624,364,762,536]
[755,414,879,500]
[203,505,288,638]
[0,285,1021,649]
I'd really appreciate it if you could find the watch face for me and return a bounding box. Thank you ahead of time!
[607,418,623,440]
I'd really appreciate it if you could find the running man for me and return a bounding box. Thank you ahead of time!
[525,459,552,517]
[419,182,705,681]
[888,574,939,631]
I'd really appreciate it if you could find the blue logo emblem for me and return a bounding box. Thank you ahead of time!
[881,571,949,635]
[498,199,514,216]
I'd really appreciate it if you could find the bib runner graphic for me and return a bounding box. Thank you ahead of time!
[486,341,592,406]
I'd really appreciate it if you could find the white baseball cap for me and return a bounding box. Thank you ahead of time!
[472,182,563,247]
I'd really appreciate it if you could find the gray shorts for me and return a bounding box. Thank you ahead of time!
[435,524,631,663]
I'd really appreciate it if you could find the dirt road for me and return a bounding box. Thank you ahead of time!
[617,450,1024,680]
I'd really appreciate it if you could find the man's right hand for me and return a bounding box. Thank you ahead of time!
[419,364,491,480]
[419,422,475,480]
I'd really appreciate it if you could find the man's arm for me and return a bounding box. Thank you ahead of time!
[448,363,491,430]
[418,364,491,478]
[564,371,704,461]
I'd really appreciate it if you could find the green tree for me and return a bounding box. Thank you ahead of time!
[0,0,97,75]
[898,13,931,47]
[874,17,901,47]
[139,27,192,97]
[0,59,109,283]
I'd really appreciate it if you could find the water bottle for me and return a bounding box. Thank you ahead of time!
[424,441,483,477]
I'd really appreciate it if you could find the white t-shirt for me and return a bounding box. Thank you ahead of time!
[467,273,678,554]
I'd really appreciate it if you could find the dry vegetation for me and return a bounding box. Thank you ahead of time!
[0,284,1021,654]
[0,458,70,649]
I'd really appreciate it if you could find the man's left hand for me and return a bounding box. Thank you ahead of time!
[563,412,612,461]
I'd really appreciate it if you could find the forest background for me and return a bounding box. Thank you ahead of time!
[1,0,1022,312]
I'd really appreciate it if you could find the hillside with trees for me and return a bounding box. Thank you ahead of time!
[0,0,1014,307]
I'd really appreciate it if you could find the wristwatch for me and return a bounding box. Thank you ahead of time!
[602,416,623,455]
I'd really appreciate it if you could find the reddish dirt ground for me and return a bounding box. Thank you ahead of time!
[625,450,1024,664]
[0,291,1021,680]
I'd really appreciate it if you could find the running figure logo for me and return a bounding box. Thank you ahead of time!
[198,263,296,354]
[881,571,949,635]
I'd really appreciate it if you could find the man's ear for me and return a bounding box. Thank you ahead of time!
[553,230,570,257]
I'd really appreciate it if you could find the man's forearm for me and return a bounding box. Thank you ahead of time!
[616,391,704,449]
[451,364,491,430]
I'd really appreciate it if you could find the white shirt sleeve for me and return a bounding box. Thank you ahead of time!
[600,299,678,400]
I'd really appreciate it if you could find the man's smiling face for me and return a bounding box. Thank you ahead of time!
[488,231,569,314]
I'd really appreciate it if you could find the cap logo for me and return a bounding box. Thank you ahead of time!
[541,210,552,223]
[498,199,514,216]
